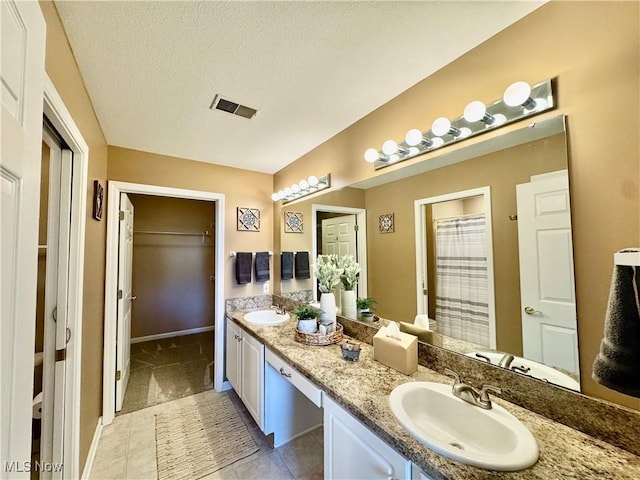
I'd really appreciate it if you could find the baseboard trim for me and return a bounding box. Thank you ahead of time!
[130,325,214,344]
[81,417,103,480]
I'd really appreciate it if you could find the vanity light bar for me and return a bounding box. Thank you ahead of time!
[272,173,331,204]
[365,79,554,170]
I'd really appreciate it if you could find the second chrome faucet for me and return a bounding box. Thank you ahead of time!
[444,368,502,410]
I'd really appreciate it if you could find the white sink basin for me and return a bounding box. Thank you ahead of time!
[243,310,290,325]
[465,351,580,391]
[389,381,538,471]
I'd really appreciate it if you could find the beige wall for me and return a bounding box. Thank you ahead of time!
[107,147,273,300]
[129,195,215,338]
[274,1,640,410]
[40,0,110,470]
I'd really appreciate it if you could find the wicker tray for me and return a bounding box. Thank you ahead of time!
[295,323,343,346]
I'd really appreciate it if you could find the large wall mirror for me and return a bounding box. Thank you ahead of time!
[279,115,581,392]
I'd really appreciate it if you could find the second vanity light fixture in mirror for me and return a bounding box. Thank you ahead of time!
[272,174,331,204]
[364,79,554,170]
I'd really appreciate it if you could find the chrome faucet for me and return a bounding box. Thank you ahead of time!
[497,353,515,369]
[444,369,502,410]
[270,304,286,315]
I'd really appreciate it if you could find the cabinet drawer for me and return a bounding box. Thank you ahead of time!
[265,348,322,407]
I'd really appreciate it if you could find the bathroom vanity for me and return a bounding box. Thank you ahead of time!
[225,310,640,479]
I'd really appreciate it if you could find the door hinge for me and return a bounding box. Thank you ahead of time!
[116,370,122,381]
[119,210,125,221]
[55,348,66,362]
[354,224,359,231]
[118,289,123,300]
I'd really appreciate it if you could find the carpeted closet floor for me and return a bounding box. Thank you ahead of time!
[118,331,214,415]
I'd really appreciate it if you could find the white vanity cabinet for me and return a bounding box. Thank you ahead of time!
[324,395,412,480]
[225,318,264,430]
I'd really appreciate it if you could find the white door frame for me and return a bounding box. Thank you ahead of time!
[414,186,497,349]
[103,181,225,426]
[311,205,367,301]
[43,74,89,480]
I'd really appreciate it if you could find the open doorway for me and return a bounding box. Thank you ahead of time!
[103,182,225,426]
[116,194,217,414]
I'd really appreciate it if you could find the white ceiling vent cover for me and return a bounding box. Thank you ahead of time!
[210,94,258,119]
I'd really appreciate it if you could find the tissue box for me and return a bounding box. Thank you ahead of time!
[373,325,418,375]
[399,321,444,347]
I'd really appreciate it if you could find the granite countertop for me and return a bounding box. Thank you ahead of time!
[228,311,640,480]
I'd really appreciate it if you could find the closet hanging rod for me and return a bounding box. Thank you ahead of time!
[133,230,213,236]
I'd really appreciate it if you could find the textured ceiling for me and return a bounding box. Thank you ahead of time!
[55,1,545,174]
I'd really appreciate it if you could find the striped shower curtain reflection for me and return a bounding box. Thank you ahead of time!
[434,214,489,347]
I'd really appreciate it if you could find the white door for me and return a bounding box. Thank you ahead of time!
[1,0,46,475]
[225,319,241,392]
[321,215,357,257]
[240,334,264,430]
[115,193,134,411]
[40,128,73,480]
[516,170,578,374]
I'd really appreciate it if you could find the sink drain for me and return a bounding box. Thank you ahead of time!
[449,442,465,450]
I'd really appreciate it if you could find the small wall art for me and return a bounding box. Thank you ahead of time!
[237,207,260,231]
[379,213,394,233]
[93,180,104,221]
[284,211,304,233]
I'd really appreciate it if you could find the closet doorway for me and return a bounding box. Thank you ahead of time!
[103,182,225,426]
[117,194,216,414]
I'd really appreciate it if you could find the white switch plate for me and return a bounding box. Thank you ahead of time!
[263,281,270,293]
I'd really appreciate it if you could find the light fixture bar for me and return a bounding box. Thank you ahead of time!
[273,173,331,204]
[367,78,554,170]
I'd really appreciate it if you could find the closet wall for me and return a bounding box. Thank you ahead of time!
[129,194,215,339]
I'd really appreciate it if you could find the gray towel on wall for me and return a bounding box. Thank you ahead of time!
[235,252,252,284]
[255,252,270,282]
[592,260,640,398]
[281,252,294,280]
[295,251,310,279]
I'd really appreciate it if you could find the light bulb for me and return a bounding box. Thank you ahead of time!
[431,117,460,137]
[463,100,495,125]
[271,193,280,202]
[291,183,300,193]
[364,148,380,163]
[431,137,445,148]
[277,190,285,199]
[308,175,319,187]
[503,81,536,109]
[382,140,398,156]
[298,179,309,190]
[405,129,423,146]
[284,187,293,197]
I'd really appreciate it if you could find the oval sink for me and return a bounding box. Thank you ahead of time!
[243,310,290,325]
[389,381,538,471]
[466,351,580,391]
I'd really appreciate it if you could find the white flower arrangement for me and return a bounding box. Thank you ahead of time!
[338,254,360,291]
[313,254,342,293]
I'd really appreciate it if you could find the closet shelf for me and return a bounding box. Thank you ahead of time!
[133,230,213,237]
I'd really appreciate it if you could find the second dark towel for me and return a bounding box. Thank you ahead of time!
[281,252,294,280]
[295,251,310,279]
[235,252,252,284]
[255,252,270,282]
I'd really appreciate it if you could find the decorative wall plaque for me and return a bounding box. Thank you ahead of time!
[284,211,304,233]
[379,213,394,233]
[237,207,260,231]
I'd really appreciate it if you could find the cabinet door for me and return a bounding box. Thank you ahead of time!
[225,319,242,392]
[241,333,265,430]
[324,396,411,480]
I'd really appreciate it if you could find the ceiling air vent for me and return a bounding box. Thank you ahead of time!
[210,94,257,119]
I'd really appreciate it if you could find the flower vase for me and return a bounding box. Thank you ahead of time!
[319,293,337,330]
[341,289,357,319]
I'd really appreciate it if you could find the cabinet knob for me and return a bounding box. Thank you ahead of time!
[279,367,292,378]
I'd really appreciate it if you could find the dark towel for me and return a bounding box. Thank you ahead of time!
[235,252,252,284]
[255,252,270,282]
[295,251,310,279]
[281,252,294,280]
[592,259,640,398]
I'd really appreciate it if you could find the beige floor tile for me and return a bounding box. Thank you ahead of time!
[233,451,294,480]
[276,432,323,479]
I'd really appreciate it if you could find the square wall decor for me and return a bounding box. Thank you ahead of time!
[379,213,394,233]
[237,207,260,231]
[284,211,304,233]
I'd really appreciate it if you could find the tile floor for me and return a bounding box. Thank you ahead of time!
[120,332,215,415]
[90,389,324,480]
